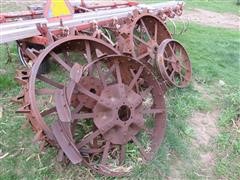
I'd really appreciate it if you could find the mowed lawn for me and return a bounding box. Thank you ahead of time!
[0,1,239,180]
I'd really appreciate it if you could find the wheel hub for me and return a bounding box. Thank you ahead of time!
[93,83,143,145]
[171,57,181,72]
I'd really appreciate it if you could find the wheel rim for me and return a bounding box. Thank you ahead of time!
[130,14,172,63]
[22,36,119,144]
[157,39,192,88]
[52,55,167,176]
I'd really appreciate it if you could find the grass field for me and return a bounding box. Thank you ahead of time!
[141,0,239,14]
[0,1,240,180]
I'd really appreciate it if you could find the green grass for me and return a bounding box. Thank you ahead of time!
[177,23,240,86]
[175,23,240,179]
[214,87,240,180]
[185,0,240,14]
[140,0,240,14]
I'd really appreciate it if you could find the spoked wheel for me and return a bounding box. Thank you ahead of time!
[16,36,119,145]
[157,39,192,88]
[52,55,167,176]
[130,14,172,64]
[17,41,44,67]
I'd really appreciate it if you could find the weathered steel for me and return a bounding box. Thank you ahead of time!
[157,39,192,88]
[16,35,120,145]
[0,1,184,43]
[52,55,166,176]
[10,0,192,177]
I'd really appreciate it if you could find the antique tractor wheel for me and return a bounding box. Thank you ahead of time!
[130,14,172,63]
[52,55,167,176]
[15,36,119,145]
[17,41,44,67]
[157,39,192,88]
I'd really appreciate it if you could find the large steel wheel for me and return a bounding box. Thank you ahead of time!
[157,39,192,88]
[130,14,172,63]
[16,36,119,145]
[52,55,167,176]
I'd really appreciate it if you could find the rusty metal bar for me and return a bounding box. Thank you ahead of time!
[0,1,184,44]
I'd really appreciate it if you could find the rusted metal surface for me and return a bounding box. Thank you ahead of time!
[0,1,138,23]
[0,1,184,43]
[7,0,192,177]
[16,36,120,145]
[52,55,166,176]
[157,39,192,88]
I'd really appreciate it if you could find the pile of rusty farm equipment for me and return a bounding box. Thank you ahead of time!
[0,0,192,176]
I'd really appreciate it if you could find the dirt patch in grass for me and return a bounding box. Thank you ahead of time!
[190,110,220,147]
[177,8,239,29]
[193,82,214,102]
[168,82,221,179]
[189,109,220,179]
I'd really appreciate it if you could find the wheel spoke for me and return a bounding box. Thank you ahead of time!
[50,51,71,72]
[72,112,95,120]
[164,57,176,63]
[63,52,73,66]
[134,35,151,48]
[129,66,144,91]
[132,136,148,160]
[40,107,56,117]
[137,51,150,61]
[100,141,111,166]
[73,103,84,114]
[164,50,170,58]
[168,44,175,56]
[169,70,176,80]
[119,145,126,165]
[179,73,184,82]
[140,19,151,40]
[36,88,57,95]
[77,130,101,149]
[37,74,64,89]
[179,73,186,82]
[78,84,100,102]
[114,60,122,84]
[172,43,176,52]
[130,69,140,94]
[78,84,111,108]
[85,40,93,64]
[180,62,187,70]
[85,41,94,75]
[96,62,107,87]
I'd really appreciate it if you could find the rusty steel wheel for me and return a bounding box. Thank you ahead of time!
[130,14,172,63]
[15,36,119,145]
[52,55,167,176]
[157,39,192,88]
[17,41,44,68]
